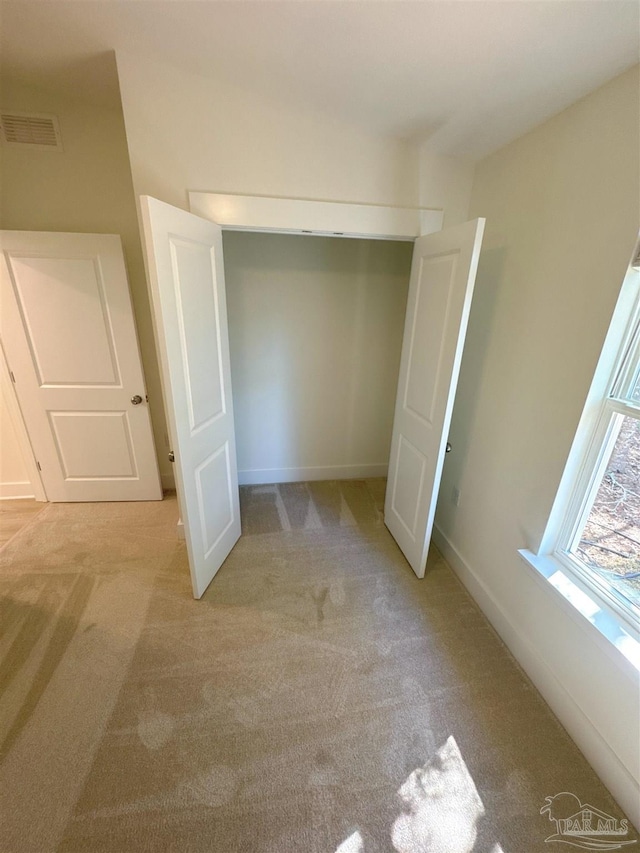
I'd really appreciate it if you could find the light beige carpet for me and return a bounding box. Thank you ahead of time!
[0,499,46,549]
[0,480,634,852]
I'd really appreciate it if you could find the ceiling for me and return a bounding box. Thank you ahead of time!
[1,0,638,159]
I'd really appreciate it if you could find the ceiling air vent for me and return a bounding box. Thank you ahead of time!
[0,112,63,151]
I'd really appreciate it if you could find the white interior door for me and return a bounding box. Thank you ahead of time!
[385,218,485,577]
[140,196,240,599]
[0,231,162,502]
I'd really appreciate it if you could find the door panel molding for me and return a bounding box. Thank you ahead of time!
[385,218,485,577]
[0,231,162,502]
[140,197,241,599]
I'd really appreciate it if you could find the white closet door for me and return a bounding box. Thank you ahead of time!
[140,197,240,599]
[385,218,485,577]
[0,231,162,502]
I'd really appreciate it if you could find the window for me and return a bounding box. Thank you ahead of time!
[522,238,640,652]
[562,317,640,624]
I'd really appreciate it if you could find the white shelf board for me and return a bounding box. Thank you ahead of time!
[189,192,443,240]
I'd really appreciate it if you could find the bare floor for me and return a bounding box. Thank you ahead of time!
[0,482,634,852]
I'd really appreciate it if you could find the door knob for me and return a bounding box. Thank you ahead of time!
[131,395,143,405]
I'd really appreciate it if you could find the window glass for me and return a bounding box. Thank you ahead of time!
[573,415,640,612]
[630,369,640,403]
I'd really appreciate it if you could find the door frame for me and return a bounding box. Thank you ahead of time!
[0,341,46,501]
[186,192,445,485]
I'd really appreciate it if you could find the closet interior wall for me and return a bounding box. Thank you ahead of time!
[223,232,413,485]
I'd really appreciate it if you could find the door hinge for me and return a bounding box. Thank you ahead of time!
[9,370,15,383]
[36,461,42,471]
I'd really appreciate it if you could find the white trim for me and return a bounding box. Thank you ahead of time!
[189,192,443,241]
[518,549,640,666]
[238,463,388,486]
[562,405,622,559]
[0,482,35,499]
[539,259,640,554]
[432,523,640,829]
[0,342,46,502]
[552,549,640,643]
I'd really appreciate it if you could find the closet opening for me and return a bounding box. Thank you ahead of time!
[221,231,413,533]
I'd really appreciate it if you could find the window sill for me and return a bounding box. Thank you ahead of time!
[518,548,640,673]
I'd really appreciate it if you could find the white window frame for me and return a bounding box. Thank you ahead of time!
[520,238,640,662]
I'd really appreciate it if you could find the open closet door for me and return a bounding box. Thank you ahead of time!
[140,196,240,598]
[385,218,485,578]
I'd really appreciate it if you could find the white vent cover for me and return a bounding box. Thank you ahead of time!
[0,112,63,151]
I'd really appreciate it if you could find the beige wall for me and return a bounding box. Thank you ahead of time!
[435,66,640,821]
[0,76,170,484]
[224,232,412,481]
[115,51,474,221]
[418,145,476,227]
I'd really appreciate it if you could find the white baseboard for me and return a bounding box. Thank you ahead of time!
[238,463,388,486]
[431,523,640,830]
[165,465,387,489]
[0,481,35,500]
